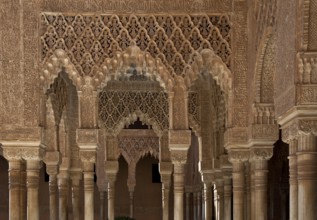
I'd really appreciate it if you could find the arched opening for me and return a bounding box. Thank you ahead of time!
[134,155,161,220]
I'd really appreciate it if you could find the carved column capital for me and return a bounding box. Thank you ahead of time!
[3,147,22,161]
[170,150,188,165]
[43,151,61,176]
[79,151,96,163]
[228,149,250,163]
[249,148,273,161]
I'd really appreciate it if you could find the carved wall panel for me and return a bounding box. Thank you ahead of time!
[99,89,169,135]
[40,13,231,78]
[118,136,159,164]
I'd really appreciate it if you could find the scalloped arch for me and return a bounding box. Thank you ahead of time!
[41,49,82,92]
[102,110,164,137]
[184,49,232,94]
[93,43,175,92]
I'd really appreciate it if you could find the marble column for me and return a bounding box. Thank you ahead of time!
[44,152,60,220]
[71,176,81,220]
[197,191,202,220]
[204,182,213,220]
[223,176,232,220]
[20,161,27,220]
[250,162,255,220]
[8,160,22,220]
[232,161,245,220]
[173,163,186,220]
[105,160,119,220]
[244,162,251,220]
[288,139,298,220]
[83,162,95,220]
[26,160,41,220]
[108,178,116,220]
[186,192,190,220]
[216,178,224,220]
[49,174,58,220]
[193,192,197,220]
[252,148,273,220]
[161,174,171,220]
[297,133,317,220]
[100,191,106,220]
[58,172,69,220]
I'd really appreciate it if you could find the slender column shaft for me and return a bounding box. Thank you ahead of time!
[26,160,40,220]
[217,180,224,220]
[254,160,269,220]
[8,160,21,220]
[49,175,58,220]
[129,191,134,218]
[186,192,190,220]
[250,162,255,220]
[297,134,317,220]
[194,192,197,220]
[20,162,27,220]
[224,177,232,220]
[72,178,81,220]
[162,181,170,220]
[197,191,202,220]
[245,163,251,220]
[232,162,245,220]
[288,140,298,220]
[83,162,95,220]
[108,181,115,220]
[58,175,69,220]
[174,164,185,220]
[204,183,213,220]
[100,191,105,220]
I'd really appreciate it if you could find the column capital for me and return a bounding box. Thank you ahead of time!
[43,151,61,166]
[79,150,96,163]
[249,147,273,161]
[228,149,249,163]
[170,150,188,165]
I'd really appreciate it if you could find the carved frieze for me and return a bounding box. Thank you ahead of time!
[250,124,279,140]
[40,13,231,78]
[76,129,99,145]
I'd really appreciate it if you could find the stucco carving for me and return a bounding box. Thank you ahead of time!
[250,148,273,161]
[118,136,159,164]
[99,88,169,136]
[79,151,96,163]
[228,149,249,163]
[40,13,231,80]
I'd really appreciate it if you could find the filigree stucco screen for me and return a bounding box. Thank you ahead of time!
[40,14,231,78]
